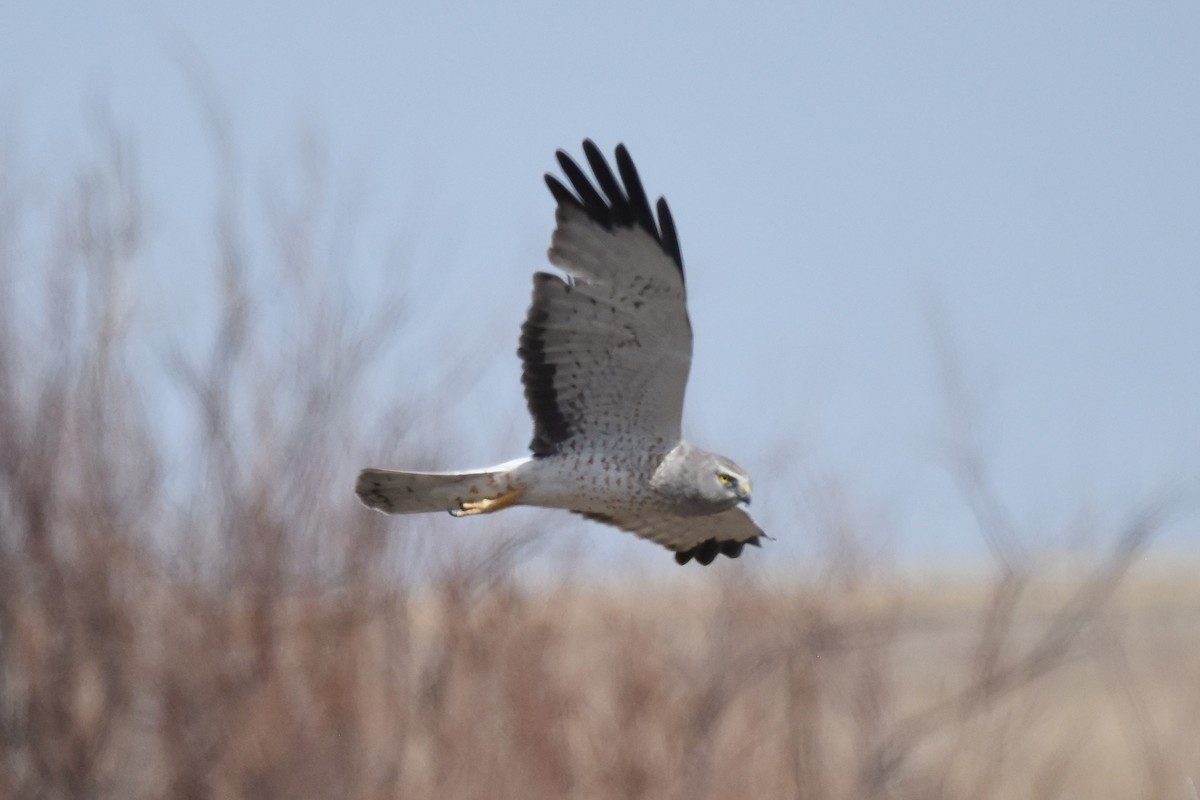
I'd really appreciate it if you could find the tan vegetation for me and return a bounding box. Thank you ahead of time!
[1,124,1196,799]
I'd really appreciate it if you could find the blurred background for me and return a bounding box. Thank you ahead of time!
[1,2,1197,797]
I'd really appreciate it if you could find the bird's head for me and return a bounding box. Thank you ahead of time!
[652,443,754,513]
[708,455,752,510]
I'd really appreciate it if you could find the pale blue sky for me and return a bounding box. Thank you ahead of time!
[3,1,1198,566]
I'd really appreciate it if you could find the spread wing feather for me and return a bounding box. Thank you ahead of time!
[521,141,692,457]
[581,507,766,566]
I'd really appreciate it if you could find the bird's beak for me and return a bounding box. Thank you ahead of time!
[738,481,752,506]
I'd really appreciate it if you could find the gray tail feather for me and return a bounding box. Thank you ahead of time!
[355,468,507,515]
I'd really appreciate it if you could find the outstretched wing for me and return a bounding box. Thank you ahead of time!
[520,140,692,457]
[581,506,766,566]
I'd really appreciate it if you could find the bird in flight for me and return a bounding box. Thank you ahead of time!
[356,140,765,565]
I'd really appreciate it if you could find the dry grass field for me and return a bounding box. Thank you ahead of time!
[3,538,1198,799]
[2,128,1197,799]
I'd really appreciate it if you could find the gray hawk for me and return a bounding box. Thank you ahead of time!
[356,140,766,565]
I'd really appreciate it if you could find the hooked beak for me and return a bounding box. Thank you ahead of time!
[737,481,752,506]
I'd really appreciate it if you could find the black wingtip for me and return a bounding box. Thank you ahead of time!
[547,140,684,274]
[545,174,579,209]
[555,150,612,225]
[582,140,630,225]
[673,535,762,565]
[614,144,657,239]
[656,197,682,268]
[694,539,720,566]
[720,540,745,558]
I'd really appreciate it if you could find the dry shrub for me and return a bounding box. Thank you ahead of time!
[0,123,1196,800]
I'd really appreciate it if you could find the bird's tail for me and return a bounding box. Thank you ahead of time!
[355,460,528,516]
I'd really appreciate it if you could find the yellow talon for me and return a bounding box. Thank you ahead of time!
[450,487,526,517]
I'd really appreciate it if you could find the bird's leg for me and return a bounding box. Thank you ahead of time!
[450,487,526,517]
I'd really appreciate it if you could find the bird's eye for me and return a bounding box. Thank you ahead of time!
[718,473,733,485]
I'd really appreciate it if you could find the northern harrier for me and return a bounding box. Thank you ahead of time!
[356,140,765,565]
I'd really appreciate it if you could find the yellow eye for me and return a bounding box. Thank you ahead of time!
[718,473,733,485]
